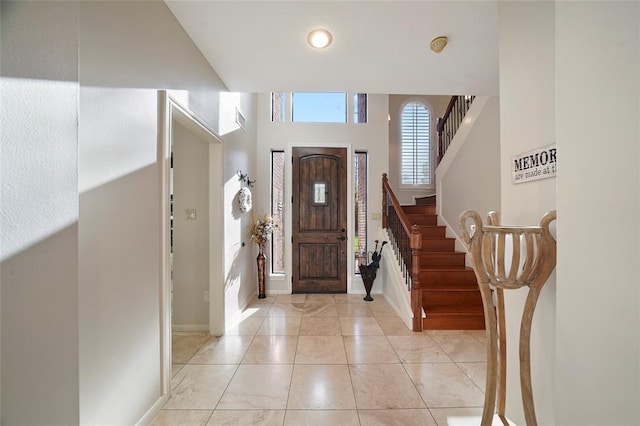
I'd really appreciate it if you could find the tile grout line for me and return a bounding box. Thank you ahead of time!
[340,301,363,426]
[211,298,271,414]
[162,296,488,424]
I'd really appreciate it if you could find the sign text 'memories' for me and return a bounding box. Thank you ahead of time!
[514,147,557,172]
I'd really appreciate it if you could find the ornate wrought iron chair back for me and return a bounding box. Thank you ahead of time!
[459,210,556,426]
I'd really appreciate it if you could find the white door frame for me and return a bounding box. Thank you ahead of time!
[157,91,225,401]
[285,143,355,293]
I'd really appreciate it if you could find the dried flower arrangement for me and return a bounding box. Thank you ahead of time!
[248,214,276,246]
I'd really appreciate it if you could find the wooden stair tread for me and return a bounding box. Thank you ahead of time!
[420,251,465,257]
[421,281,479,291]
[420,252,465,259]
[424,305,484,315]
[421,235,453,239]
[402,205,437,215]
[421,267,469,272]
[415,195,437,205]
[391,199,485,331]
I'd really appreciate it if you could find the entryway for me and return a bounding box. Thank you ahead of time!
[292,147,348,293]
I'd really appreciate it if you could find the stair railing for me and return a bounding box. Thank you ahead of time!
[436,95,475,164]
[382,173,423,331]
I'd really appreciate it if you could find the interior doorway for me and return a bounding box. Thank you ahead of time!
[171,122,211,331]
[158,91,224,400]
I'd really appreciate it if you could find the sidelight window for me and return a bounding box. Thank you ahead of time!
[354,151,367,270]
[271,151,285,274]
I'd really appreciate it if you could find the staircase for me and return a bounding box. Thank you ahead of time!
[402,199,485,330]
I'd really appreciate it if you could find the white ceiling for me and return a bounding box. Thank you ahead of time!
[166,1,499,95]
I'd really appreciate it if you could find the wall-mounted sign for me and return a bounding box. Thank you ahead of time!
[512,144,557,184]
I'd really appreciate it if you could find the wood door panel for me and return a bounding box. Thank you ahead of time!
[293,147,347,293]
[298,244,340,279]
[298,157,339,232]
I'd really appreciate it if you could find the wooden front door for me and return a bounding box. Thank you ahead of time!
[292,147,347,293]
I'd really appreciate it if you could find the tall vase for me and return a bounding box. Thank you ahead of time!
[257,243,266,299]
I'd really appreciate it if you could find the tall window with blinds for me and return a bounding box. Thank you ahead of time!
[400,102,432,186]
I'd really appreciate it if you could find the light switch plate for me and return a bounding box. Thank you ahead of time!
[185,209,196,220]
[372,213,381,220]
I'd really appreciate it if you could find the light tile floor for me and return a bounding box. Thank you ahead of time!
[151,294,511,426]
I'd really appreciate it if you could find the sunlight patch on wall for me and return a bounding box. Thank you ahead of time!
[223,175,245,277]
[78,87,160,194]
[218,92,242,136]
[1,77,78,260]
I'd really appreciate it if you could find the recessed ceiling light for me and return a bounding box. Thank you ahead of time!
[307,29,333,49]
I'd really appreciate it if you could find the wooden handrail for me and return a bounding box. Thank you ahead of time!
[436,95,475,164]
[437,96,458,134]
[382,174,416,238]
[382,173,423,331]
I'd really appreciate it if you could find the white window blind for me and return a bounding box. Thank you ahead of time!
[401,102,431,185]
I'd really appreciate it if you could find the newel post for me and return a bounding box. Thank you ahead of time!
[382,173,388,229]
[410,224,422,331]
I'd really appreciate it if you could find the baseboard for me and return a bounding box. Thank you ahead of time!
[171,324,209,332]
[135,394,167,426]
[266,289,289,295]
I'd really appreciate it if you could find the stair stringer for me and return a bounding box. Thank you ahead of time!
[436,214,473,268]
[376,227,424,331]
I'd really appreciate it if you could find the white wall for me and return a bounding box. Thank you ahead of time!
[388,95,450,205]
[1,2,80,424]
[500,3,640,425]
[256,93,389,295]
[76,2,248,424]
[1,2,255,421]
[436,96,501,244]
[172,122,210,329]
[220,92,259,323]
[499,3,557,425]
[555,2,639,424]
[78,2,229,422]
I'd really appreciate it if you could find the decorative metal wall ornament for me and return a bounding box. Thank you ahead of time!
[237,171,255,187]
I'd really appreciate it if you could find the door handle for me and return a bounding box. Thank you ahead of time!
[336,236,346,241]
